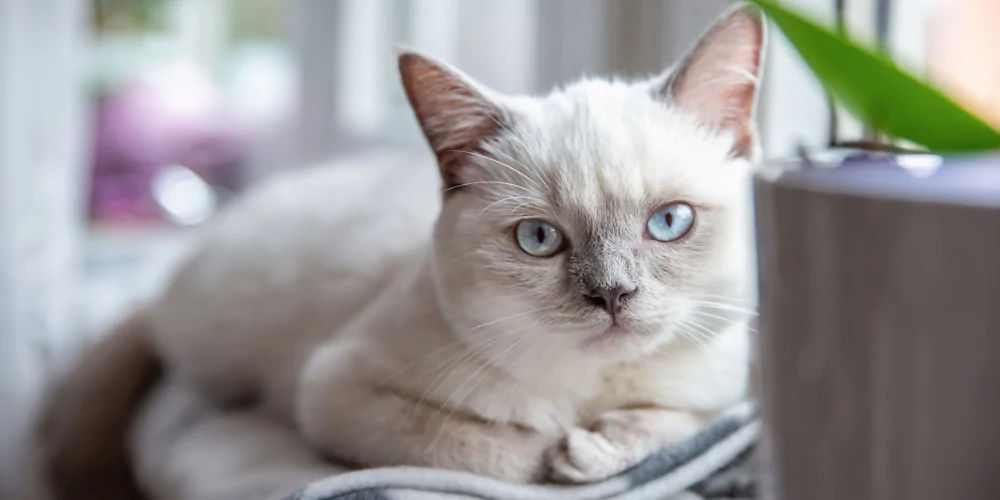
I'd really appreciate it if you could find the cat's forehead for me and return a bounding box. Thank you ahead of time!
[500,79,742,212]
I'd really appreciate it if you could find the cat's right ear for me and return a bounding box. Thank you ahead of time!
[654,4,766,158]
[398,50,507,190]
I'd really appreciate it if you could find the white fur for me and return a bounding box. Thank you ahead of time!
[144,6,765,484]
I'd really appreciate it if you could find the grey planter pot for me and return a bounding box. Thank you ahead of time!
[753,151,1000,500]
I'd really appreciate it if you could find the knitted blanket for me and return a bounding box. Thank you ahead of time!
[131,381,761,500]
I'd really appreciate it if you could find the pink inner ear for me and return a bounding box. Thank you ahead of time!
[399,53,503,187]
[669,11,763,153]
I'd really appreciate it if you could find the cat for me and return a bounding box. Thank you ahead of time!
[41,4,765,497]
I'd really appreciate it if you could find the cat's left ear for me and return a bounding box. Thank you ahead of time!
[655,4,766,158]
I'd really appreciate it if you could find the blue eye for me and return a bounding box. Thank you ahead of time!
[647,203,695,242]
[515,219,564,257]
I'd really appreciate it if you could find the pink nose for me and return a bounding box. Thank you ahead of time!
[584,285,637,318]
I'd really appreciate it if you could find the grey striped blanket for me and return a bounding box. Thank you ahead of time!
[287,404,760,500]
[132,381,761,500]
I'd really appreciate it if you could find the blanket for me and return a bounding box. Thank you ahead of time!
[131,380,761,500]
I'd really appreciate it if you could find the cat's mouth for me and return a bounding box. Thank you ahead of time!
[581,312,678,339]
[583,322,637,344]
[602,323,626,335]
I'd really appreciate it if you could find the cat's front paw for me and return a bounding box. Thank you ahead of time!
[547,426,632,483]
[545,409,700,484]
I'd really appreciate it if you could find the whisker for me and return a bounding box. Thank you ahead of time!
[377,340,470,385]
[485,115,522,148]
[478,119,542,182]
[689,300,758,316]
[413,319,537,412]
[680,319,722,344]
[675,324,708,348]
[469,306,556,330]
[686,293,753,303]
[482,119,545,176]
[688,310,759,333]
[379,309,546,386]
[495,134,552,193]
[413,333,510,413]
[445,332,529,413]
[509,201,534,215]
[429,328,534,447]
[505,335,536,374]
[479,196,541,215]
[444,180,534,194]
[449,150,542,191]
[494,149,545,190]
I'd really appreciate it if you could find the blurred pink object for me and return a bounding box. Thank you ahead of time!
[90,59,245,224]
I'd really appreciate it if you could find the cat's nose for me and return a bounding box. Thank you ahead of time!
[584,285,637,318]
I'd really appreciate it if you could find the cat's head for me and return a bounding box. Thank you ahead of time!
[401,5,764,365]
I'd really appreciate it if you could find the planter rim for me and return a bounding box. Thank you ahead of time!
[757,149,1000,209]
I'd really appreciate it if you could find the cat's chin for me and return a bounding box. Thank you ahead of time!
[578,323,670,360]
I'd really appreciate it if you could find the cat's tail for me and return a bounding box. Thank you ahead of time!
[38,307,162,500]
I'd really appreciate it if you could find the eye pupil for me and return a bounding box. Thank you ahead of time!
[536,226,546,243]
[664,212,673,227]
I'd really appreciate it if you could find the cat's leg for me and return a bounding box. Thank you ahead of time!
[296,343,556,482]
[546,407,701,483]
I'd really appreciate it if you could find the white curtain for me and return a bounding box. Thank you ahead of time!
[0,1,89,498]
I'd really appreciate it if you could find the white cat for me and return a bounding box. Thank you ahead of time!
[42,4,764,493]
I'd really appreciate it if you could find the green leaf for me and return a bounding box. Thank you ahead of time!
[747,0,1000,152]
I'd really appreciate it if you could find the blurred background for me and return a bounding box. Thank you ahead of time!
[0,0,993,497]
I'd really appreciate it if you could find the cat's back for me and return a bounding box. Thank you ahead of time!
[199,148,440,278]
[149,148,441,407]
